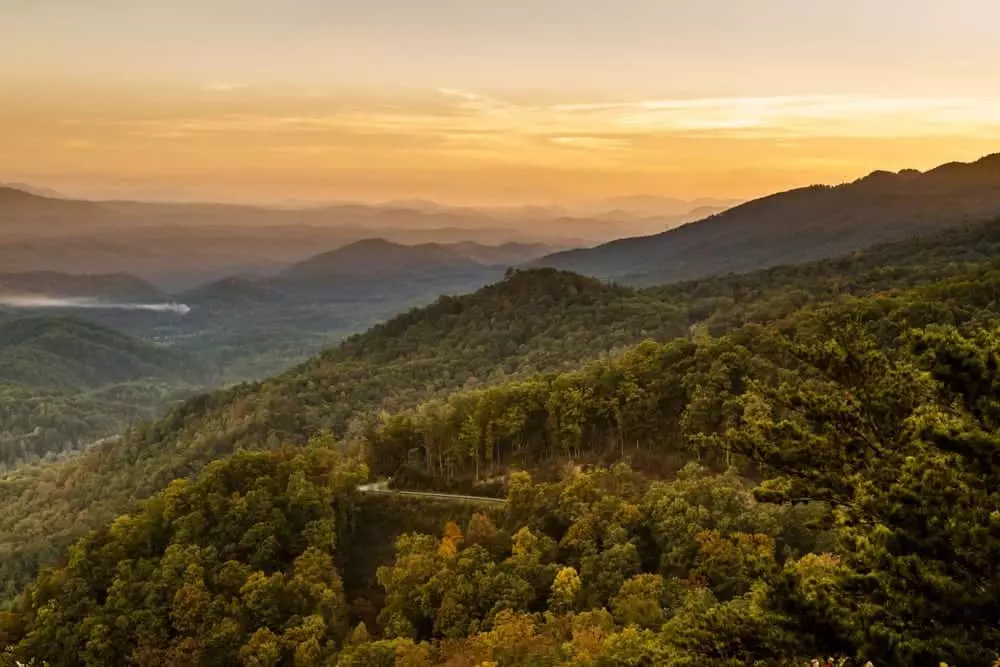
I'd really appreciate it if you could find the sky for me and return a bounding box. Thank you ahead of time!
[2,0,1000,205]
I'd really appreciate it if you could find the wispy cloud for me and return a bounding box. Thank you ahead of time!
[599,95,1000,138]
[111,91,1000,146]
[548,136,632,150]
[8,87,1000,202]
[0,295,191,314]
[202,83,249,93]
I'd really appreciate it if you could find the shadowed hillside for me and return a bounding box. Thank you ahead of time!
[536,153,1000,285]
[0,317,195,389]
[0,317,204,468]
[277,239,549,281]
[0,271,164,301]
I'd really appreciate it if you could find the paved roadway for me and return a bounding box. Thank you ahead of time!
[357,481,507,505]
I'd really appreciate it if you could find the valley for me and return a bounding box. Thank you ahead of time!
[0,238,553,464]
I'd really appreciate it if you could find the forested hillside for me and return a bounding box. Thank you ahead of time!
[7,272,1000,663]
[364,267,1000,484]
[351,267,1000,665]
[2,443,367,666]
[537,153,1000,285]
[6,218,1000,664]
[0,317,195,389]
[0,218,998,603]
[0,317,203,467]
[0,269,686,601]
[648,215,1000,334]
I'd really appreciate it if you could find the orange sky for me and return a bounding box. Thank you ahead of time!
[3,1,1000,205]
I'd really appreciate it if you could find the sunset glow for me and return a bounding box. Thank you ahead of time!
[3,0,999,204]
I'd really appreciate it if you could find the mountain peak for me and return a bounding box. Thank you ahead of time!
[277,238,478,282]
[276,239,553,283]
[344,237,401,250]
[0,182,66,199]
[534,153,1000,286]
[0,271,163,301]
[0,185,47,202]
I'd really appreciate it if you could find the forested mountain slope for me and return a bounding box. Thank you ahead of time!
[365,265,1000,484]
[356,264,1000,665]
[94,268,690,478]
[0,317,195,389]
[536,153,1000,285]
[648,215,1000,334]
[4,444,366,666]
[0,317,204,468]
[9,250,1000,664]
[0,269,689,600]
[3,218,1000,604]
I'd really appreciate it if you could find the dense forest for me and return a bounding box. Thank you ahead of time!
[8,290,1000,664]
[5,218,1000,663]
[1,218,999,591]
[363,267,1000,485]
[2,442,367,666]
[0,317,204,467]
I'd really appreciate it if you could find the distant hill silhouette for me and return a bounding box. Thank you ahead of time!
[441,241,553,266]
[276,239,550,282]
[535,153,1000,285]
[178,275,286,307]
[577,195,741,219]
[0,183,66,199]
[0,186,109,233]
[0,271,164,301]
[0,187,580,288]
[278,239,480,280]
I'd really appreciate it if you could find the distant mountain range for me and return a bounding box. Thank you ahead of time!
[0,271,164,301]
[277,239,550,281]
[0,182,66,199]
[1,186,729,289]
[8,152,1000,388]
[570,195,742,219]
[0,186,107,232]
[0,239,552,383]
[0,239,548,309]
[534,153,1000,285]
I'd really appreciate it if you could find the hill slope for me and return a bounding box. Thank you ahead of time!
[0,317,204,469]
[0,269,688,597]
[11,238,1000,664]
[0,271,163,301]
[0,186,584,288]
[536,153,1000,285]
[277,239,551,282]
[0,187,109,234]
[278,239,479,280]
[0,317,194,390]
[5,217,1000,600]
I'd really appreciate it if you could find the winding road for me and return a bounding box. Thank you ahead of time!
[357,481,507,506]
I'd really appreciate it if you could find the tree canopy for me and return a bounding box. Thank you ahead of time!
[7,219,1000,664]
